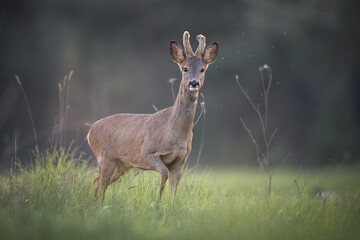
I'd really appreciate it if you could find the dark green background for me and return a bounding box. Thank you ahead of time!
[0,0,359,168]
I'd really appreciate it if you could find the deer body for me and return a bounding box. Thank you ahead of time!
[88,31,218,200]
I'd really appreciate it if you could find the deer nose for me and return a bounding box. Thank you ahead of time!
[189,80,199,87]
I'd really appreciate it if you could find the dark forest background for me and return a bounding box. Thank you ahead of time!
[0,0,359,169]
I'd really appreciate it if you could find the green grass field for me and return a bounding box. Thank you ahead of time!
[1,149,359,240]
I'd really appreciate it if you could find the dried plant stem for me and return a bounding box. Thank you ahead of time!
[14,131,17,172]
[50,117,57,148]
[15,75,39,149]
[57,71,73,149]
[193,94,205,127]
[152,104,159,112]
[58,83,63,147]
[168,78,177,103]
[195,93,206,166]
[236,64,277,199]
[64,71,73,146]
[10,132,17,191]
[293,179,301,195]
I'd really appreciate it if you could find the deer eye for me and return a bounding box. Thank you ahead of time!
[183,67,188,72]
[200,68,205,73]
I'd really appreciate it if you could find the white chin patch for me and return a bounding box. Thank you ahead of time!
[189,86,199,92]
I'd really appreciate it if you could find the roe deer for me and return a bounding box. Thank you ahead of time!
[88,31,218,200]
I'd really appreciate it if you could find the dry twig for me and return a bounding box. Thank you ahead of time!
[15,75,39,149]
[236,64,280,198]
[195,93,206,166]
[168,78,177,103]
[57,71,73,149]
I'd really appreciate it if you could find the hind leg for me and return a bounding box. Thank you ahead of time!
[109,162,129,184]
[93,174,100,199]
[95,158,117,200]
[97,160,131,200]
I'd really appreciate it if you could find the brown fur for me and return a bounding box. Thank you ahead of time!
[88,31,218,200]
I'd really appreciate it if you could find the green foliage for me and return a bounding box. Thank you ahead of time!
[0,150,359,240]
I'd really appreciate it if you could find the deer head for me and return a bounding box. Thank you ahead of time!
[170,31,218,93]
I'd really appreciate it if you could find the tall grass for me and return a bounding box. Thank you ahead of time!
[0,148,359,240]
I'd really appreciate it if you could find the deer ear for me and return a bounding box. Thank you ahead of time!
[203,42,218,64]
[170,41,185,64]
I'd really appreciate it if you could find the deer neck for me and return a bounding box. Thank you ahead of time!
[170,82,198,135]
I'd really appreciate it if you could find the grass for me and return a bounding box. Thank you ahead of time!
[0,149,359,240]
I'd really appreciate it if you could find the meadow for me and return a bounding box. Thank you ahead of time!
[0,148,359,240]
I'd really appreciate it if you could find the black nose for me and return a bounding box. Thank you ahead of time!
[189,80,199,87]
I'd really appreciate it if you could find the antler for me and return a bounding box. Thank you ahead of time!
[195,34,206,56]
[183,31,195,57]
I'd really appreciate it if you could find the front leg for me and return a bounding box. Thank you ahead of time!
[144,153,169,201]
[169,160,185,196]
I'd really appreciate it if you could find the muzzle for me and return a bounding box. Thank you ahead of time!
[189,80,199,92]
